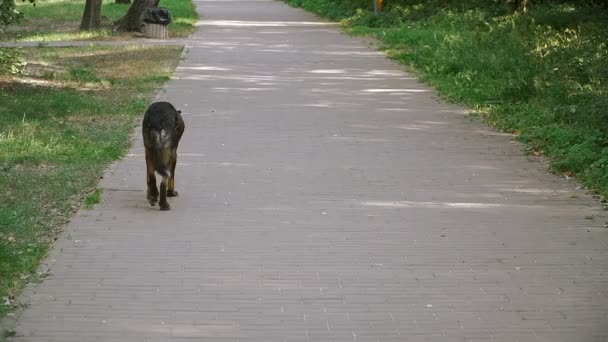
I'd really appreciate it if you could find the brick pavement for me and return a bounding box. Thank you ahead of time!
[6,0,608,341]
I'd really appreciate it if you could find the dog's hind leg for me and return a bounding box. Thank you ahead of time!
[159,174,170,211]
[167,151,178,197]
[145,148,159,206]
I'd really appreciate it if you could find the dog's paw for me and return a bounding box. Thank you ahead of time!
[147,190,159,206]
[147,194,158,206]
[167,190,179,197]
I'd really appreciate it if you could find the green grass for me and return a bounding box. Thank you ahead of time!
[1,329,15,342]
[84,188,102,208]
[0,44,183,317]
[1,0,198,41]
[284,0,608,195]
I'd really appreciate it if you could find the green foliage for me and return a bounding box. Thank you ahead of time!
[0,0,29,74]
[0,0,23,31]
[0,0,36,31]
[0,48,25,74]
[286,0,371,19]
[284,0,608,195]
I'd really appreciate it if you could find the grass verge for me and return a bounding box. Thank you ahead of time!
[1,0,198,41]
[284,0,608,196]
[84,188,102,209]
[0,44,183,318]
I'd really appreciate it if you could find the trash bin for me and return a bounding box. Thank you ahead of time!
[143,8,171,39]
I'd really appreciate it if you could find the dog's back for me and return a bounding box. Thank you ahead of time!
[142,102,180,176]
[143,101,178,134]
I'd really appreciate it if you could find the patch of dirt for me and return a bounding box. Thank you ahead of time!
[14,163,58,174]
[7,19,80,33]
[0,76,111,92]
[22,62,65,78]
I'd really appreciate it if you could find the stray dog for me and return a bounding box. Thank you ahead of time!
[142,102,185,210]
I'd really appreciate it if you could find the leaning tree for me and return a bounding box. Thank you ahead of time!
[80,0,157,32]
[114,0,159,32]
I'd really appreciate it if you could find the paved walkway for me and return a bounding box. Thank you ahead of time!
[8,0,608,341]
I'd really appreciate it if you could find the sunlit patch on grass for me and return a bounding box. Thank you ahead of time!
[13,30,118,42]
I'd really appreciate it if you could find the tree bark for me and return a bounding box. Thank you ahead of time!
[114,0,158,32]
[80,0,103,30]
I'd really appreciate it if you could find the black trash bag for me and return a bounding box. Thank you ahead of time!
[143,7,172,25]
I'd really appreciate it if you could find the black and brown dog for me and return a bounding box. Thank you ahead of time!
[142,102,185,210]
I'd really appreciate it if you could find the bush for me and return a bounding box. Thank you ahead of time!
[0,0,24,31]
[0,48,25,74]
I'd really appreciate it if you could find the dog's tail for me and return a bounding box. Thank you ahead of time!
[151,129,173,177]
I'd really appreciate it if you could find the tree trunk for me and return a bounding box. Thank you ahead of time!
[114,0,159,32]
[80,0,103,30]
[115,0,131,4]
